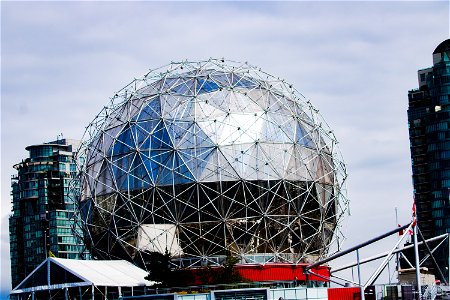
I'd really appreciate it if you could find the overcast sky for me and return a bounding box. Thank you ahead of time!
[1,0,449,294]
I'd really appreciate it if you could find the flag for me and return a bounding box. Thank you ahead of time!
[398,224,404,236]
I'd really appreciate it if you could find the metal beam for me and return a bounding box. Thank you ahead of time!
[364,222,414,289]
[413,224,421,300]
[306,223,410,271]
[331,233,448,273]
[419,236,448,265]
[417,227,448,285]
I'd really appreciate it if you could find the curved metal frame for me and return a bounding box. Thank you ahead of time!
[73,59,349,270]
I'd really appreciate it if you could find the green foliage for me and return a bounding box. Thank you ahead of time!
[214,254,244,284]
[144,251,172,285]
[198,254,246,285]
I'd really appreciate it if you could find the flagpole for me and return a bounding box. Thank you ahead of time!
[412,199,421,299]
[413,223,421,299]
[395,207,399,275]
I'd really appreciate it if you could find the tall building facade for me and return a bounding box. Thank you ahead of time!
[9,138,89,288]
[407,39,450,277]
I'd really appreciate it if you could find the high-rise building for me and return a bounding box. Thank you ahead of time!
[407,39,450,277]
[9,138,89,288]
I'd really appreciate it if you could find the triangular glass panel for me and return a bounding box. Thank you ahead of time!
[165,121,193,147]
[228,73,256,89]
[178,147,215,181]
[133,98,161,121]
[161,77,182,91]
[160,95,192,120]
[151,122,173,149]
[199,148,240,181]
[172,152,194,183]
[296,121,315,148]
[209,72,229,88]
[177,123,215,149]
[152,151,174,185]
[170,78,194,96]
[127,154,152,190]
[111,125,136,156]
[152,151,194,185]
[196,78,220,94]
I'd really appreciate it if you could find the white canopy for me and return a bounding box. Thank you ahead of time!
[12,257,154,294]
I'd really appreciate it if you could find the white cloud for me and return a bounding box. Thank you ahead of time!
[1,0,448,293]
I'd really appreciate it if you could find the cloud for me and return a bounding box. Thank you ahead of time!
[1,0,448,292]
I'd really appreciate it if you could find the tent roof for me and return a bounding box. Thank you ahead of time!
[51,257,152,286]
[12,257,154,294]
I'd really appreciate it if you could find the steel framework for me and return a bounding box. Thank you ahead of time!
[74,59,348,270]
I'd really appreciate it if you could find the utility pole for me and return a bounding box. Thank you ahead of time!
[357,249,364,300]
[413,223,421,300]
[395,207,399,282]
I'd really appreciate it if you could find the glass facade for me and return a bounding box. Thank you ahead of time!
[75,59,348,271]
[407,39,450,278]
[9,139,89,288]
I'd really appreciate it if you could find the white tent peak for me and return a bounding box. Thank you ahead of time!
[12,257,154,294]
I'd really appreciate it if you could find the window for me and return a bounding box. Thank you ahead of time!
[420,73,426,82]
[432,209,444,218]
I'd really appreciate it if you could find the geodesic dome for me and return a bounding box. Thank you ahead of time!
[76,59,348,269]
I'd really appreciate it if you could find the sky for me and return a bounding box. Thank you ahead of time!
[1,0,449,295]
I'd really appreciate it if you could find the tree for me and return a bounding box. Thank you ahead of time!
[214,254,246,284]
[144,251,172,286]
[145,251,246,287]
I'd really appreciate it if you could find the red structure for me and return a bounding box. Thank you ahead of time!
[184,263,330,285]
[236,263,330,282]
[327,287,361,300]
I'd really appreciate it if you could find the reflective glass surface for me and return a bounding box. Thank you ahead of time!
[76,59,348,268]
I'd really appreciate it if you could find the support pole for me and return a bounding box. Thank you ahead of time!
[357,249,364,300]
[401,251,415,269]
[417,227,448,284]
[419,236,448,265]
[308,270,347,286]
[364,222,414,288]
[413,224,421,300]
[387,261,391,285]
[395,207,400,275]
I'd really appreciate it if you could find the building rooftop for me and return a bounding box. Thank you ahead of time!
[433,38,450,54]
